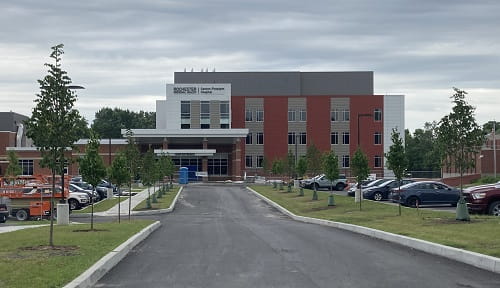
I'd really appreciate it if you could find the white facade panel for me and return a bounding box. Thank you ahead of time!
[156,100,168,129]
[162,84,231,130]
[383,95,405,178]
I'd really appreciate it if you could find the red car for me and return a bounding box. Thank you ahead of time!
[463,183,500,216]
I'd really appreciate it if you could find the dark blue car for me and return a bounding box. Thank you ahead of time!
[363,179,414,201]
[390,181,460,207]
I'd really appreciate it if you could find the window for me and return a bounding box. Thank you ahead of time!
[342,132,350,145]
[342,155,350,168]
[220,101,229,128]
[374,155,382,168]
[181,101,191,129]
[288,110,296,122]
[331,132,339,145]
[256,132,264,144]
[374,109,382,121]
[245,156,253,168]
[257,156,264,168]
[374,132,382,145]
[331,109,339,122]
[256,110,264,122]
[299,109,307,121]
[200,101,210,129]
[343,109,350,121]
[19,159,34,175]
[299,132,307,145]
[246,133,253,145]
[288,132,296,145]
[245,109,253,121]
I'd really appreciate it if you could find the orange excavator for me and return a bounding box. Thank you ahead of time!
[0,175,68,221]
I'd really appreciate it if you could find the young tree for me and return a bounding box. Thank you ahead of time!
[285,149,296,180]
[123,129,140,220]
[25,44,86,246]
[351,147,370,210]
[385,128,408,216]
[436,88,485,221]
[271,158,285,179]
[109,152,130,223]
[141,148,156,208]
[79,131,106,230]
[5,151,22,181]
[306,143,322,177]
[322,151,339,206]
[296,156,308,179]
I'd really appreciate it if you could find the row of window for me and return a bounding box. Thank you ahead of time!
[245,155,383,168]
[246,108,382,123]
[181,100,230,129]
[288,110,307,122]
[330,132,382,145]
[246,132,382,146]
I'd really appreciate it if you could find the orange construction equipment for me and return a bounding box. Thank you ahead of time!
[0,176,68,221]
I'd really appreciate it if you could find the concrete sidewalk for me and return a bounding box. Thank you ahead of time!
[95,186,159,216]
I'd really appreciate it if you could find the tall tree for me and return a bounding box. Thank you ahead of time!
[322,151,339,206]
[405,122,441,177]
[91,107,155,138]
[109,152,130,223]
[79,131,106,230]
[385,128,408,216]
[351,147,370,210]
[436,88,485,221]
[5,151,22,180]
[306,143,322,177]
[25,44,85,246]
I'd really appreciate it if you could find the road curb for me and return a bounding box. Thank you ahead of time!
[70,186,183,218]
[247,187,500,274]
[63,221,161,288]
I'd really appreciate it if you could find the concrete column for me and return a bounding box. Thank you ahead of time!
[202,138,209,182]
[162,137,169,149]
[56,203,69,225]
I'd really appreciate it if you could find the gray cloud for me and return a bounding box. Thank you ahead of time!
[1,0,499,131]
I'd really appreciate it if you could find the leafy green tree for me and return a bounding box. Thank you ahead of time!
[123,129,140,220]
[296,156,308,179]
[79,131,107,230]
[436,88,485,221]
[351,147,370,210]
[405,122,441,177]
[91,107,155,138]
[5,151,22,180]
[322,151,339,206]
[271,158,284,177]
[109,151,130,223]
[386,128,408,216]
[306,143,322,177]
[25,44,86,246]
[483,120,500,135]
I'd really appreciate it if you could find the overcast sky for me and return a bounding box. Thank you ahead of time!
[1,0,499,132]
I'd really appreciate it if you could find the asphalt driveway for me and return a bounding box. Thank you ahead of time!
[95,184,500,288]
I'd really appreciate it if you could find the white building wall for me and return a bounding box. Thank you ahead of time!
[383,95,405,178]
[162,84,231,130]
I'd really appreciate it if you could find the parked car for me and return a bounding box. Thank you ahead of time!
[72,179,108,200]
[300,174,347,191]
[347,178,392,197]
[463,182,500,216]
[390,181,460,207]
[363,179,415,201]
[69,183,100,202]
[68,191,90,210]
[97,179,117,193]
[0,203,9,223]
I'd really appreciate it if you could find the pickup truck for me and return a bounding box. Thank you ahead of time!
[464,182,500,216]
[300,174,347,191]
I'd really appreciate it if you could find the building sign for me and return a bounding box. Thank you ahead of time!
[169,84,229,97]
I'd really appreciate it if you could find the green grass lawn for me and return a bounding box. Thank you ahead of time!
[72,196,129,214]
[0,220,154,288]
[250,185,500,258]
[133,186,180,211]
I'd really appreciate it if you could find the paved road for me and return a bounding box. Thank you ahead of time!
[96,185,500,288]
